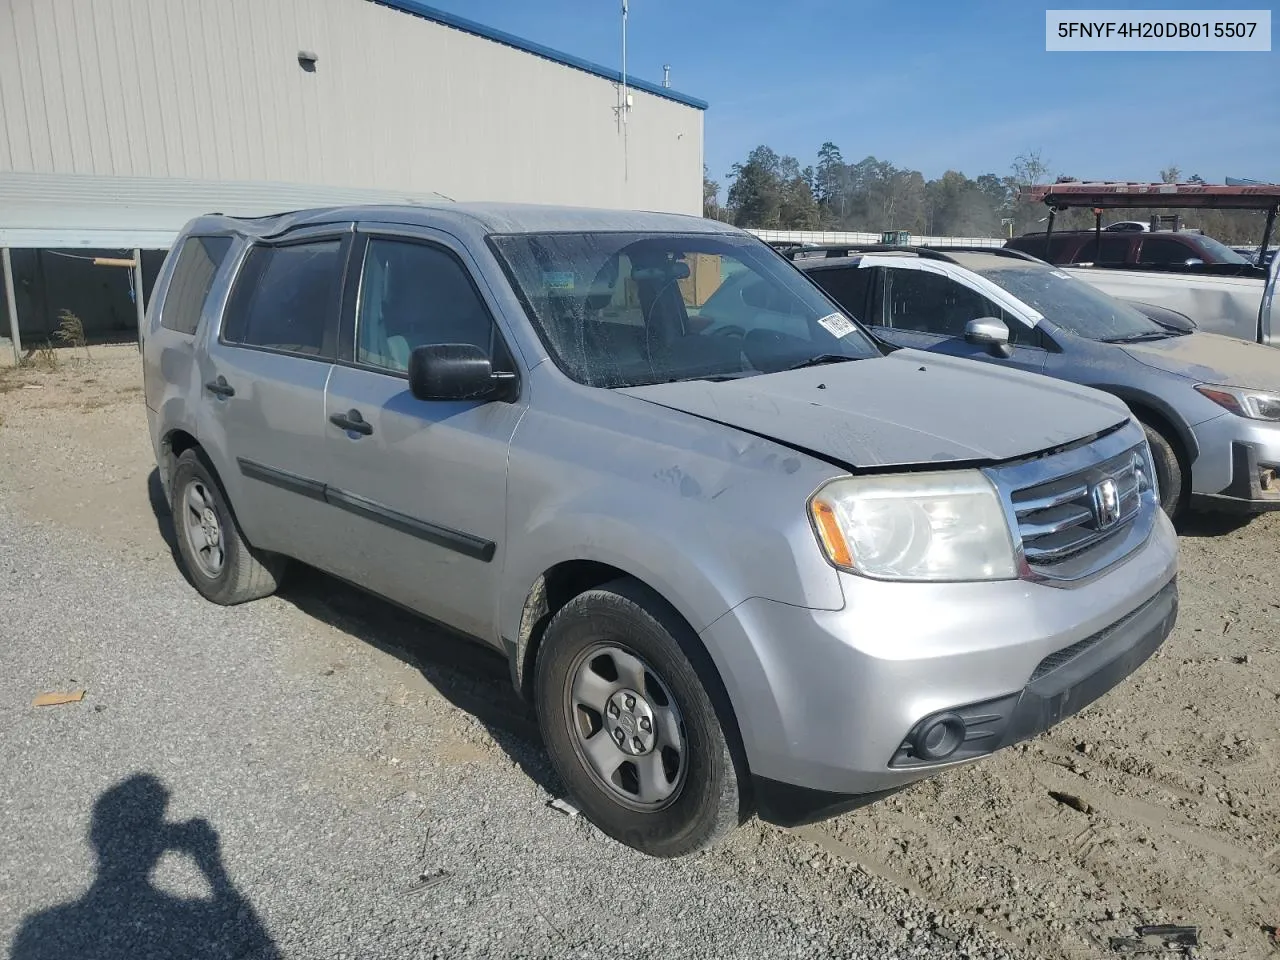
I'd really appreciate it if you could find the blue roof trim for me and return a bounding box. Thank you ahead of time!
[369,0,708,111]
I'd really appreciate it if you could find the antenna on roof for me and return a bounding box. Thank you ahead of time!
[662,64,671,88]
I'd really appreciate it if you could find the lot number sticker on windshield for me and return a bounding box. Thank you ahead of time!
[817,313,857,338]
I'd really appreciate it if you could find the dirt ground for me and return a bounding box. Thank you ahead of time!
[3,344,1278,959]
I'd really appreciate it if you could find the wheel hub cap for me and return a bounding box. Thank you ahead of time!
[183,480,225,578]
[200,508,219,546]
[565,644,687,810]
[605,689,656,755]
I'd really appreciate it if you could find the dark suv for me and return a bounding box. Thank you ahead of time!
[1007,229,1257,271]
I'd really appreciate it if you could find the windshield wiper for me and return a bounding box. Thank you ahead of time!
[1099,331,1176,343]
[784,354,859,371]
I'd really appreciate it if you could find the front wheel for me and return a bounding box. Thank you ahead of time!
[1140,421,1187,520]
[534,579,747,857]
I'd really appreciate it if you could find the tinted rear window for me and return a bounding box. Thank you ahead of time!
[1069,235,1129,263]
[807,266,874,321]
[222,240,343,358]
[1007,235,1075,263]
[160,236,233,335]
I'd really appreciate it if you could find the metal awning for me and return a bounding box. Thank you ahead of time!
[0,172,454,249]
[1026,181,1280,211]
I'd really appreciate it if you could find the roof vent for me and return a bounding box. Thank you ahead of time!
[297,50,318,72]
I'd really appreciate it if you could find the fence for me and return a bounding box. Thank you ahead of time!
[745,228,1006,249]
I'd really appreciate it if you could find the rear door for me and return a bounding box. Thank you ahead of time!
[318,226,525,643]
[198,225,352,563]
[869,263,1049,373]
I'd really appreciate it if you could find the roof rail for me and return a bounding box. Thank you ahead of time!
[784,243,961,264]
[921,244,1047,264]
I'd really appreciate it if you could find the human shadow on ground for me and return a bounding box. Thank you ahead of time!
[9,773,280,960]
[144,467,561,801]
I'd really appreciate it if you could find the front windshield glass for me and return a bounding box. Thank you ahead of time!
[489,232,880,388]
[1192,233,1251,265]
[977,265,1167,341]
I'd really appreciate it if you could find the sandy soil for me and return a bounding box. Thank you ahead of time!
[2,344,1277,959]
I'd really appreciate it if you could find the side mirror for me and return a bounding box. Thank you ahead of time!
[965,317,1013,357]
[1183,257,1205,267]
[408,344,516,402]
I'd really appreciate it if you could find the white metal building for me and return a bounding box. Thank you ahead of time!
[0,0,707,353]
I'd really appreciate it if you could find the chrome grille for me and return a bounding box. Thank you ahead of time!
[1012,447,1145,565]
[986,421,1158,584]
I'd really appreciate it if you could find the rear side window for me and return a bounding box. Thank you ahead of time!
[222,240,343,358]
[160,236,232,335]
[1138,237,1196,265]
[1069,235,1129,264]
[808,266,873,321]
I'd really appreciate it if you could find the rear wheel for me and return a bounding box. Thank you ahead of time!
[1140,420,1187,520]
[534,579,747,857]
[171,448,287,605]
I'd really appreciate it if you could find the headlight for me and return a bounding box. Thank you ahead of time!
[1195,384,1280,421]
[808,470,1017,582]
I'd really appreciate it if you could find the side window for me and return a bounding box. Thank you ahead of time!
[1138,237,1195,265]
[1069,236,1128,264]
[223,240,343,357]
[810,266,873,322]
[356,238,505,373]
[882,269,1007,338]
[160,236,232,335]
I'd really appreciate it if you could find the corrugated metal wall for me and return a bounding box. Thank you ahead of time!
[0,0,703,214]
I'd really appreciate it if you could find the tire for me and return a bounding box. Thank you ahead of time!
[534,578,748,857]
[1140,420,1186,520]
[170,447,287,605]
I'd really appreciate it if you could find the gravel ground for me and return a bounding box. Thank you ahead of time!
[2,346,1278,959]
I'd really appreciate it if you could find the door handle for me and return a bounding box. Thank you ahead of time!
[204,377,235,398]
[329,409,373,436]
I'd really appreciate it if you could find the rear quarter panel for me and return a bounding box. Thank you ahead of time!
[143,230,249,498]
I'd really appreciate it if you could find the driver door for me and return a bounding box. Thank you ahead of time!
[870,264,1048,373]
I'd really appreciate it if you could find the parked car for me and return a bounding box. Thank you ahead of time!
[1056,251,1277,346]
[1007,228,1257,270]
[789,245,1280,519]
[142,204,1178,857]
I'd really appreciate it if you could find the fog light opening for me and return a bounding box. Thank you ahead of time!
[912,713,966,761]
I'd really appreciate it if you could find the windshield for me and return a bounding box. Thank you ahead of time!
[1191,233,1251,264]
[488,232,880,388]
[977,265,1168,341]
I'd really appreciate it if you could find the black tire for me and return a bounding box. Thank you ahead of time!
[170,447,287,605]
[534,578,748,857]
[1141,420,1187,520]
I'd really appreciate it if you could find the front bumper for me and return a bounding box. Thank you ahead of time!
[1189,415,1280,512]
[698,509,1179,824]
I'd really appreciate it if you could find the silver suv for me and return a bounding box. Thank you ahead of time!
[142,203,1179,857]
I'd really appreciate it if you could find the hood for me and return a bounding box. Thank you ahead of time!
[1123,332,1280,392]
[617,349,1129,469]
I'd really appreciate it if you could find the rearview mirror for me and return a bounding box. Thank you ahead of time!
[965,317,1012,357]
[408,344,516,402]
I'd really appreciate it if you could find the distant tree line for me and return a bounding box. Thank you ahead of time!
[703,145,1273,245]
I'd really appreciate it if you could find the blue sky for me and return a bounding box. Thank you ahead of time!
[423,1,1278,195]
